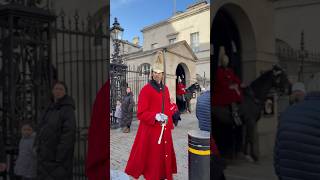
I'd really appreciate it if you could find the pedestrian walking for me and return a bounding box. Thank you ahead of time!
[14,122,37,180]
[120,87,135,133]
[34,81,76,180]
[125,50,177,180]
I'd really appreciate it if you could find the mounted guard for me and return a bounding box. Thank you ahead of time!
[213,46,244,126]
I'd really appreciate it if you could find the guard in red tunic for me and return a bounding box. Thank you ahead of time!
[176,76,187,112]
[176,77,186,97]
[125,51,177,180]
[213,50,243,124]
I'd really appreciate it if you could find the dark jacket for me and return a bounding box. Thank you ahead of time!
[121,92,134,120]
[0,133,5,163]
[196,90,211,132]
[35,95,76,180]
[274,92,320,180]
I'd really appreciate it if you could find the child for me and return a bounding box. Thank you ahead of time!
[114,100,123,126]
[14,121,37,180]
[170,98,181,126]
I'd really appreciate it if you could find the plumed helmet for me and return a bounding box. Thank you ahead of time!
[152,50,164,73]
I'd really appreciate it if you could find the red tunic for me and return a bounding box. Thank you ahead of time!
[125,82,177,180]
[212,67,243,106]
[176,83,186,95]
[86,81,109,180]
[169,103,178,114]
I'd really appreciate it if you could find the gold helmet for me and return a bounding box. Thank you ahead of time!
[152,50,164,73]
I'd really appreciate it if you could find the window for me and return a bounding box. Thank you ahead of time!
[167,32,178,45]
[139,63,151,75]
[151,43,158,49]
[169,38,176,44]
[190,32,200,52]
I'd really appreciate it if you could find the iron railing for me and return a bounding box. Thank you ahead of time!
[0,2,109,179]
[110,64,150,128]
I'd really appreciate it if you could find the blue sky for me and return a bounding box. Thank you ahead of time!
[110,0,207,45]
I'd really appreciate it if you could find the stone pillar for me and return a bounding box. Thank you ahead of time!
[166,74,177,100]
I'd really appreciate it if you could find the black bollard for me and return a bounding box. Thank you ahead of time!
[188,130,210,180]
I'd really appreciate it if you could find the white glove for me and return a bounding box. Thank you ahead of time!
[155,113,168,123]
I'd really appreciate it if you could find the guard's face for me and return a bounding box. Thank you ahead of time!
[52,83,66,100]
[153,72,163,83]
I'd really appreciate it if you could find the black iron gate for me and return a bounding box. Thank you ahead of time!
[0,2,55,179]
[110,64,150,128]
[0,1,109,179]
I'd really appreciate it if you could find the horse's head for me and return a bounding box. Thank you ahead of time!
[194,82,201,92]
[271,64,291,96]
[186,82,201,93]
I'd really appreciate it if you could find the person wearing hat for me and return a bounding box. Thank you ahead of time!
[212,46,244,125]
[289,82,306,105]
[125,50,177,180]
[176,76,187,112]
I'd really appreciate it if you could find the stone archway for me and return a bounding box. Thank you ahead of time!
[175,62,191,112]
[175,63,191,85]
[211,3,256,82]
[211,1,281,158]
[211,2,258,159]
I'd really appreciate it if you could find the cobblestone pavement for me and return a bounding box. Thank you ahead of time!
[224,155,277,180]
[111,113,198,180]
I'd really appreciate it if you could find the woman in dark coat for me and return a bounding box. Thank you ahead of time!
[35,81,76,180]
[120,87,135,133]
